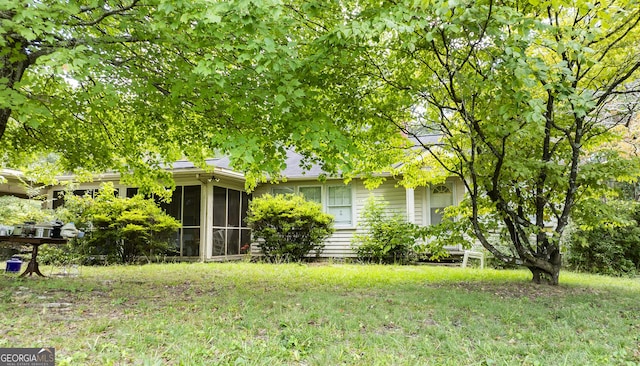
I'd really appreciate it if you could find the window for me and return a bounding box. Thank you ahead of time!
[271,185,322,203]
[264,183,352,226]
[130,185,201,257]
[159,185,201,257]
[327,185,353,226]
[52,188,107,209]
[126,187,138,198]
[432,185,451,194]
[182,185,201,227]
[299,186,322,203]
[52,190,65,209]
[159,186,183,223]
[57,185,200,257]
[213,186,227,227]
[212,186,252,257]
[430,184,453,225]
[272,186,294,195]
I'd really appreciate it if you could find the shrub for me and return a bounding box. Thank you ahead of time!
[57,183,181,264]
[566,201,640,276]
[352,196,424,264]
[0,196,54,225]
[38,243,78,266]
[247,194,334,262]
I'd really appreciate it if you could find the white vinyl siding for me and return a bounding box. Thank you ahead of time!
[355,180,407,218]
[254,177,464,258]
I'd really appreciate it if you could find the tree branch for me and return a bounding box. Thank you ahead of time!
[66,0,142,27]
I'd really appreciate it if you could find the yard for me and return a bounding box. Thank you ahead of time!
[1,262,639,365]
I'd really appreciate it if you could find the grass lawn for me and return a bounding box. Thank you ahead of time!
[1,262,639,365]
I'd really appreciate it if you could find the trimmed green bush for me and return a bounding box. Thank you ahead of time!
[247,194,334,262]
[352,196,424,264]
[57,183,181,264]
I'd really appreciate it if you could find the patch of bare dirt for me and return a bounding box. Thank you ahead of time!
[429,281,602,300]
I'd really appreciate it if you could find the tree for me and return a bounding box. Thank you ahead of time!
[566,200,640,276]
[4,0,640,283]
[1,0,394,192]
[298,0,640,284]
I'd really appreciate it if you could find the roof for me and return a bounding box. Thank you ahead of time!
[167,135,444,182]
[0,169,24,179]
[171,157,233,171]
[279,151,329,179]
[3,135,443,184]
[170,151,329,181]
[409,134,442,147]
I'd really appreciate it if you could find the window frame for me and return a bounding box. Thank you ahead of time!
[211,185,252,257]
[426,182,455,226]
[127,185,202,258]
[268,183,354,228]
[51,187,104,209]
[298,185,323,204]
[326,184,354,227]
[271,186,295,195]
[161,185,202,258]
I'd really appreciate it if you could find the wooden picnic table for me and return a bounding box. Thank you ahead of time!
[0,236,68,277]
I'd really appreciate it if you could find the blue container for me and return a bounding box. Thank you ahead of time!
[5,256,22,273]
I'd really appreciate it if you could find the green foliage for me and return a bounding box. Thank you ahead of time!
[57,183,181,264]
[1,0,401,193]
[3,0,640,284]
[37,243,78,266]
[613,181,639,202]
[566,201,640,276]
[297,0,640,283]
[352,196,426,264]
[247,194,334,262]
[0,196,54,225]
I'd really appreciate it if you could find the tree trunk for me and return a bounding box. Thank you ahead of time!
[529,265,560,285]
[1,34,36,142]
[0,108,10,141]
[528,247,562,285]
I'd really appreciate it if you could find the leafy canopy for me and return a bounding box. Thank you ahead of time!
[290,0,640,283]
[0,196,54,225]
[0,0,405,193]
[3,0,640,282]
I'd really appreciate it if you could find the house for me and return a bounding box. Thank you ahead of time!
[0,149,466,261]
[0,169,31,198]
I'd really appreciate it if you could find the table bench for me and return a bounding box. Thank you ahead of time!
[0,236,68,277]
